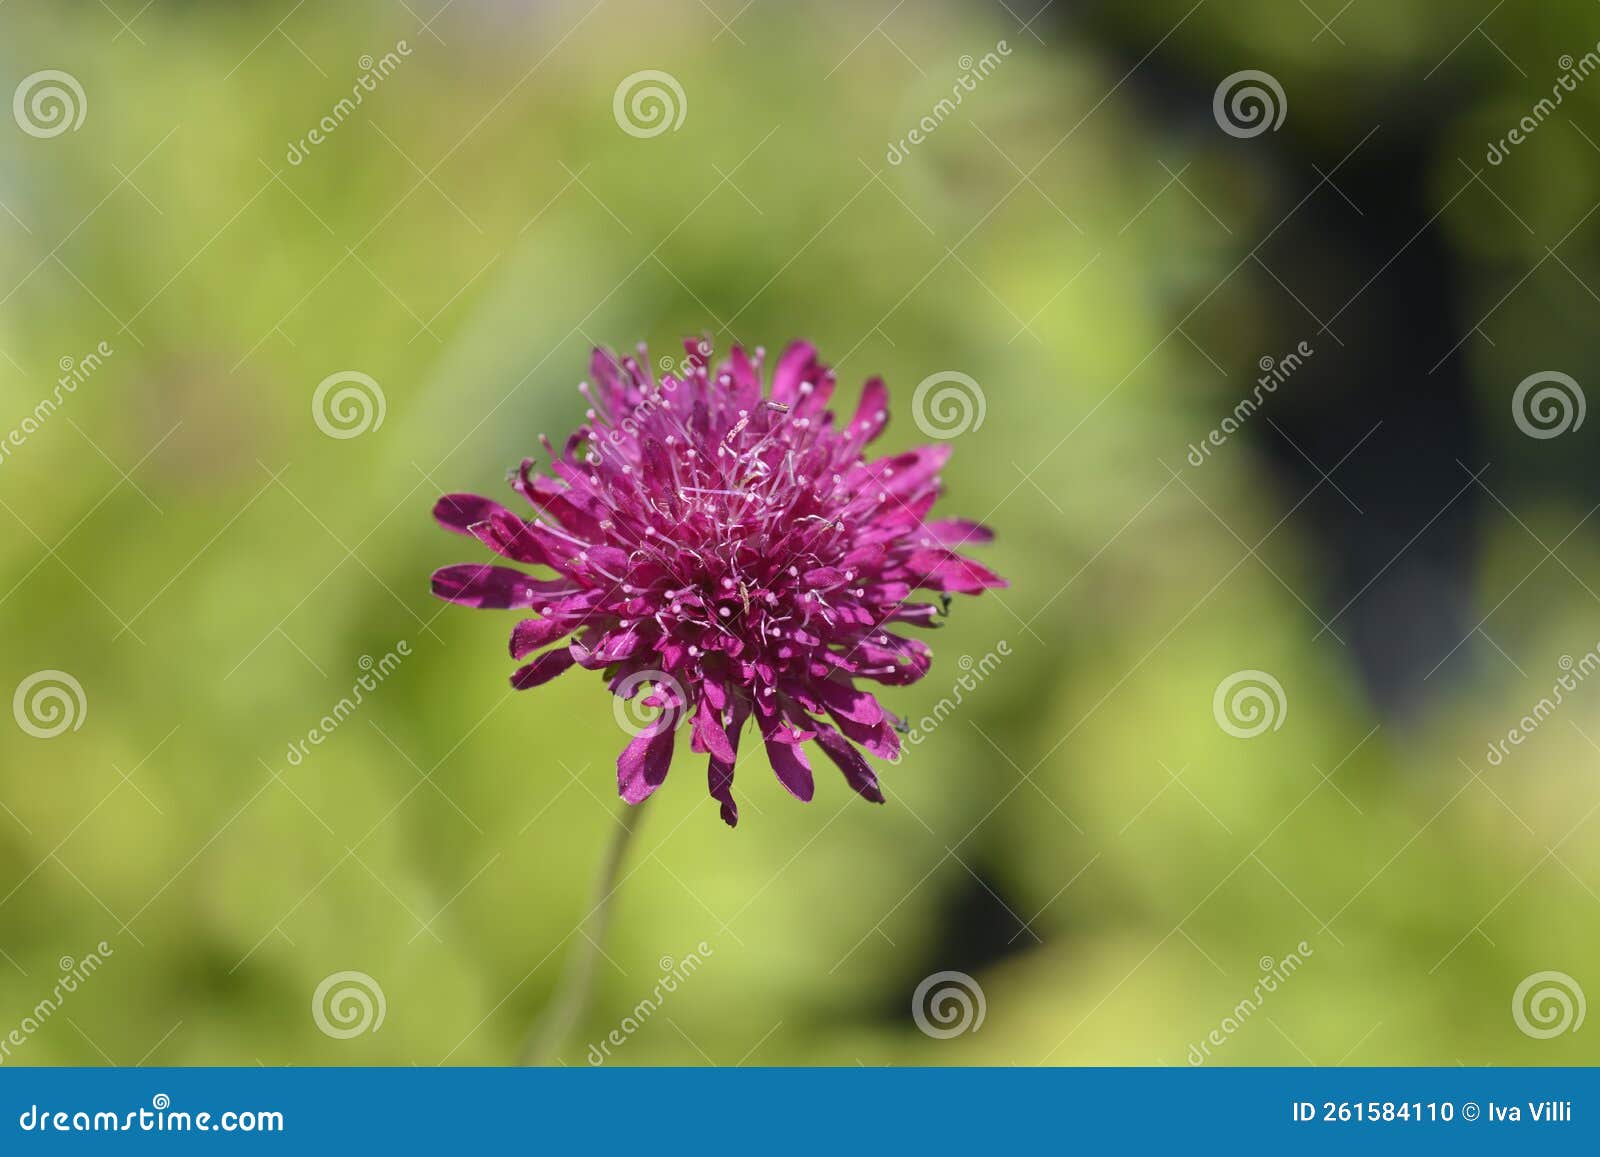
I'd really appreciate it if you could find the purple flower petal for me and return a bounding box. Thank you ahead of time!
[708,755,738,827]
[618,718,677,804]
[845,377,889,449]
[814,723,885,804]
[468,510,551,566]
[706,702,747,828]
[434,493,512,535]
[691,696,736,763]
[509,617,575,659]
[810,678,885,725]
[757,705,814,802]
[431,564,546,609]
[510,648,577,689]
[769,340,819,408]
[925,518,995,548]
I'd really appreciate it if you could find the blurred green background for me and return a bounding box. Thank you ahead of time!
[2,0,1599,1066]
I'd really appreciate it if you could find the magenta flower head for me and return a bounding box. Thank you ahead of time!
[430,339,1005,826]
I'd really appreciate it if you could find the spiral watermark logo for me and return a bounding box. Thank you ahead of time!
[912,970,986,1039]
[613,70,686,139]
[612,669,689,736]
[151,1093,171,1111]
[1213,70,1286,138]
[311,970,386,1039]
[312,370,386,439]
[1512,371,1584,439]
[1212,669,1286,738]
[1513,970,1585,1039]
[13,70,87,138]
[912,371,986,440]
[12,670,86,739]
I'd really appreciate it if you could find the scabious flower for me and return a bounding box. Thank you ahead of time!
[431,339,1005,826]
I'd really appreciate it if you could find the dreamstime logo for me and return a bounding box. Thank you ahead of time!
[1187,941,1314,1064]
[1483,647,1600,767]
[613,70,686,138]
[312,371,386,439]
[1212,669,1286,738]
[283,642,411,767]
[1186,340,1313,466]
[583,341,711,469]
[885,39,1012,165]
[1487,45,1600,165]
[13,70,87,138]
[1213,70,1286,138]
[586,941,713,1064]
[1513,971,1586,1039]
[612,669,689,737]
[0,941,114,1065]
[912,970,986,1039]
[1512,371,1584,439]
[311,970,386,1039]
[912,371,986,439]
[895,642,1010,758]
[0,341,113,471]
[654,337,714,383]
[285,40,412,165]
[13,670,86,739]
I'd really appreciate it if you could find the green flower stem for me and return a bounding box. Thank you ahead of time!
[520,800,647,1065]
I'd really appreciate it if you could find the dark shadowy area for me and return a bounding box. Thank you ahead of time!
[1069,4,1486,721]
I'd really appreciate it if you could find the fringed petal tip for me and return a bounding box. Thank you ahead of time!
[432,492,507,535]
[431,564,535,609]
[709,757,739,827]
